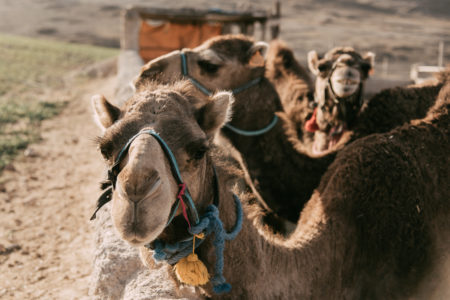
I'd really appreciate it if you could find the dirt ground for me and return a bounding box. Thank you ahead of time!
[0,1,449,299]
[0,75,115,299]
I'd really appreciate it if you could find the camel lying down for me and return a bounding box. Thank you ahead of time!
[91,81,449,299]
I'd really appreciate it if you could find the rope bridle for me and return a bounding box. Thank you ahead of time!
[323,56,365,108]
[90,129,243,293]
[180,52,278,136]
[312,54,367,130]
[90,129,204,225]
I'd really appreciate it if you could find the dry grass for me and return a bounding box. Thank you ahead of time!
[0,34,118,170]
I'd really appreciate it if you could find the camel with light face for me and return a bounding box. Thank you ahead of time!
[134,35,336,223]
[91,80,450,299]
[133,35,446,224]
[307,47,375,153]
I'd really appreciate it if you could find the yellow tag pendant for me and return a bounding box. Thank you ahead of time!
[174,253,210,286]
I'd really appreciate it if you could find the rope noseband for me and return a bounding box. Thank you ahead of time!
[180,52,278,137]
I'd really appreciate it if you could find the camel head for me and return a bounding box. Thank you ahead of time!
[91,82,233,246]
[307,47,375,153]
[134,34,268,95]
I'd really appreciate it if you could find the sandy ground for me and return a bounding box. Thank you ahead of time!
[0,1,449,299]
[0,75,115,299]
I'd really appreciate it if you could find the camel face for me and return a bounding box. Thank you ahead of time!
[91,86,233,246]
[308,47,375,153]
[135,35,268,94]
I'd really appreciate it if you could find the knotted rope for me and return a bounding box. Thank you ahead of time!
[151,194,243,294]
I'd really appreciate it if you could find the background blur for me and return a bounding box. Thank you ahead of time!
[1,0,449,78]
[0,1,448,299]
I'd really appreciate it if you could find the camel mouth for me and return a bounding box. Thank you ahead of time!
[331,80,360,98]
[328,124,346,148]
[128,237,148,246]
[312,124,347,155]
[336,78,359,85]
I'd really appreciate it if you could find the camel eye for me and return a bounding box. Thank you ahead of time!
[193,145,208,160]
[198,60,220,74]
[186,140,209,161]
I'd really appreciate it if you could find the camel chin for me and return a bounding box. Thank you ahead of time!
[110,178,173,247]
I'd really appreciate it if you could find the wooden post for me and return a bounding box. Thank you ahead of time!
[121,6,141,51]
[438,41,444,67]
[270,0,281,39]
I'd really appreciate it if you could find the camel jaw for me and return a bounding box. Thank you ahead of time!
[312,124,347,155]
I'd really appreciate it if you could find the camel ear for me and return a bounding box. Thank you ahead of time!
[248,41,269,67]
[308,50,320,75]
[362,52,376,76]
[91,95,121,131]
[196,91,234,137]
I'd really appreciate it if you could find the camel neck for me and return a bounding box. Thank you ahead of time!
[197,164,335,298]
[221,78,335,222]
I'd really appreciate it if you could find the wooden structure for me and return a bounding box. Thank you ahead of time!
[120,4,281,62]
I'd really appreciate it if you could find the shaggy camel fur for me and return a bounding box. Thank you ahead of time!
[91,80,450,299]
[134,35,446,223]
[134,35,334,222]
[265,40,315,143]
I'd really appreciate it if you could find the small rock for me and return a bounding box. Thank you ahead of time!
[23,196,38,206]
[0,244,21,255]
[24,148,39,157]
[3,164,16,172]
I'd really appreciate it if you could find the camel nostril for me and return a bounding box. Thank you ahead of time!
[119,171,162,203]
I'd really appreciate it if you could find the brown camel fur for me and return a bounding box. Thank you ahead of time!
[91,81,450,299]
[308,47,375,153]
[134,35,335,223]
[265,40,315,143]
[133,35,447,224]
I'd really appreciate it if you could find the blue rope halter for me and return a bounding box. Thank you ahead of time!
[90,129,243,294]
[180,52,278,137]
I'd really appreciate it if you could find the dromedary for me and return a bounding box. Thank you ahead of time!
[265,40,315,143]
[272,45,375,153]
[133,35,336,222]
[134,35,446,223]
[91,80,450,299]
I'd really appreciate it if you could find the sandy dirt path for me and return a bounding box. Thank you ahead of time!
[0,75,115,299]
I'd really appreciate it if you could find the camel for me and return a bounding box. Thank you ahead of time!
[305,46,375,153]
[265,40,315,143]
[133,35,336,223]
[90,80,450,299]
[133,35,447,224]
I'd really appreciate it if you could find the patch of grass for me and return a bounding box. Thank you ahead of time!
[0,34,118,96]
[0,34,118,171]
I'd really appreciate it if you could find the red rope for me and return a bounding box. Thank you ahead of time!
[177,183,191,229]
[305,107,319,133]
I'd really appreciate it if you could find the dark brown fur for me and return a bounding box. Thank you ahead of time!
[352,82,445,139]
[265,40,315,143]
[102,81,450,299]
[134,36,447,227]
